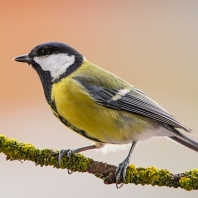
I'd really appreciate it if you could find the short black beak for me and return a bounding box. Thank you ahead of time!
[13,54,32,63]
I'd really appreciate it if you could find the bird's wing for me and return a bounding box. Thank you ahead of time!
[74,75,190,132]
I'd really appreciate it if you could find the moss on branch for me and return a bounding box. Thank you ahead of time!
[0,134,197,190]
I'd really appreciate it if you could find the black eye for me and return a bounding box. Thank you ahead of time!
[40,49,50,56]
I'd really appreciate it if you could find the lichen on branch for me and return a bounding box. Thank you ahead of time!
[0,134,197,191]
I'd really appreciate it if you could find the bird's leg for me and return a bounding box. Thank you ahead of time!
[116,141,137,188]
[59,143,104,173]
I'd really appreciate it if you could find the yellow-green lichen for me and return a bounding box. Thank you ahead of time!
[0,134,198,190]
[126,165,178,188]
[59,153,91,172]
[179,169,198,191]
[0,134,91,172]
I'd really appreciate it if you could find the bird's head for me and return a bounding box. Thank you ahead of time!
[13,42,84,81]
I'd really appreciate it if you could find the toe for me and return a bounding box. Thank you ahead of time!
[122,165,128,182]
[67,150,74,160]
[58,149,69,166]
[116,182,124,189]
[115,159,130,188]
[116,171,124,188]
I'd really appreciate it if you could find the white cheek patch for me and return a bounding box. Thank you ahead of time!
[111,88,130,101]
[34,53,75,79]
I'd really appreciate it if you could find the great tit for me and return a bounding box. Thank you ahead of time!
[14,42,198,188]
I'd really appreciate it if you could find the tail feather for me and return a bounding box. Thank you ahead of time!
[170,132,198,152]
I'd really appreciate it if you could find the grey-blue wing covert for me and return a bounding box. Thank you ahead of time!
[75,78,191,132]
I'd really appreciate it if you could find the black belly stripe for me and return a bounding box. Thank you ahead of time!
[53,112,104,143]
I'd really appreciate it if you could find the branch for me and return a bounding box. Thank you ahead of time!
[0,134,197,190]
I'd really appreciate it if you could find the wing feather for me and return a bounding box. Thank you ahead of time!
[74,76,191,132]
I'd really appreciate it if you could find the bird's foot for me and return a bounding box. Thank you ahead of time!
[59,149,75,174]
[115,157,130,188]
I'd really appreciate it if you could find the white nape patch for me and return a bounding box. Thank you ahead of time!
[111,88,130,101]
[34,53,75,79]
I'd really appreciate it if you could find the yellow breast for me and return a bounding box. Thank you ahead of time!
[51,61,159,144]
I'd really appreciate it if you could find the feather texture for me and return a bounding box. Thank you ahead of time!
[73,65,191,133]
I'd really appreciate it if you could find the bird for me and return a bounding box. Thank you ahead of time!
[13,42,198,188]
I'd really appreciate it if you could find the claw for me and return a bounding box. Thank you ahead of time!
[58,145,100,176]
[68,169,73,174]
[59,149,75,174]
[59,149,75,166]
[67,149,74,160]
[115,158,130,188]
[116,171,122,188]
[116,182,124,189]
[115,141,137,188]
[59,149,69,167]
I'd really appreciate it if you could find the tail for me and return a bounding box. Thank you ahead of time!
[169,130,198,152]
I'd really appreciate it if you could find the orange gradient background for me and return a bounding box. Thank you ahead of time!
[1,1,198,197]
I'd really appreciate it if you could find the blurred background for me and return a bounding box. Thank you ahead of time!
[0,0,198,197]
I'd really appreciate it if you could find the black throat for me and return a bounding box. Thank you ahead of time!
[31,61,53,106]
[30,55,83,110]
